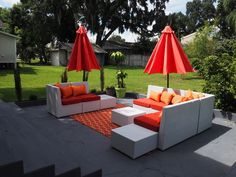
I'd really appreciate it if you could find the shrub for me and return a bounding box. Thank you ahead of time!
[202,54,236,112]
[29,94,38,100]
[116,70,128,88]
[213,39,236,57]
[110,51,125,67]
[90,88,97,93]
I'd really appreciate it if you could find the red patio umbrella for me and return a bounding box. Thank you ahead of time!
[67,26,100,80]
[144,26,194,88]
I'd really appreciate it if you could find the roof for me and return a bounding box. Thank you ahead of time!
[47,42,107,54]
[103,41,132,50]
[0,30,20,39]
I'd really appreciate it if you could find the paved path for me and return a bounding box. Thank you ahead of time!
[0,101,236,177]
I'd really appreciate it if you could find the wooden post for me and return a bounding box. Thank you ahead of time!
[167,73,169,88]
[14,65,22,101]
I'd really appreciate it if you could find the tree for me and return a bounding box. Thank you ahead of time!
[0,7,11,32]
[133,35,156,54]
[69,0,168,46]
[223,0,236,32]
[167,12,188,38]
[215,0,235,38]
[10,3,36,63]
[186,0,216,33]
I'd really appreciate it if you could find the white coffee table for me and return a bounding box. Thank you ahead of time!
[99,94,116,109]
[112,107,146,126]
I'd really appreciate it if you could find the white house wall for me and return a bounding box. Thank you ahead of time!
[0,33,17,64]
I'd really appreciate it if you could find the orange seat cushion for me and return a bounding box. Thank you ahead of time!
[60,86,73,98]
[78,93,101,102]
[72,85,87,96]
[160,91,174,105]
[62,95,84,105]
[134,112,162,132]
[62,93,100,105]
[149,91,162,102]
[149,101,167,111]
[171,95,184,104]
[133,98,157,108]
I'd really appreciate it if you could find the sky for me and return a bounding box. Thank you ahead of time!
[0,0,189,42]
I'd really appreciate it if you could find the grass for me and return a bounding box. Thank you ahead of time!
[0,65,205,102]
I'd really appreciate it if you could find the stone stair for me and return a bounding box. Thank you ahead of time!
[0,160,102,177]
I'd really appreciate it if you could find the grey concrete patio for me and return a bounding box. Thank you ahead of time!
[0,100,236,177]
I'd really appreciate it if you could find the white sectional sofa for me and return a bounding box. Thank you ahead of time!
[46,82,116,118]
[112,85,215,157]
[134,85,215,135]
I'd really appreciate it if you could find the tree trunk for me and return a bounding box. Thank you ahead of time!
[14,65,22,101]
[100,67,105,91]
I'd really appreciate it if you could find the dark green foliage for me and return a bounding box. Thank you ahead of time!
[186,0,216,33]
[29,94,38,100]
[215,0,234,38]
[0,7,11,32]
[71,0,168,46]
[184,25,215,75]
[213,39,236,57]
[167,12,188,38]
[90,88,97,93]
[61,68,68,83]
[110,51,125,67]
[14,67,22,101]
[132,36,156,54]
[202,54,236,112]
[105,86,116,96]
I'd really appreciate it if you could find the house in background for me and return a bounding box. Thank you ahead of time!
[103,40,150,67]
[47,42,107,67]
[181,32,197,45]
[0,31,20,69]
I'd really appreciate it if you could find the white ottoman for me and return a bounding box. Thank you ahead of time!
[111,124,158,159]
[112,107,145,126]
[99,94,116,109]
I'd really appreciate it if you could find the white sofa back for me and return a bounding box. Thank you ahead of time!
[159,100,200,150]
[146,85,215,150]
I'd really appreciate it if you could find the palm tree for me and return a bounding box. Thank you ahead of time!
[223,0,236,31]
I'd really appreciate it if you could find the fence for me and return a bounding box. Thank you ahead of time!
[122,54,149,67]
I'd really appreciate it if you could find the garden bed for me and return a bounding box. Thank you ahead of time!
[15,99,46,108]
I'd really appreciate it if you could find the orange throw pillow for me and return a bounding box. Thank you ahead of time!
[185,89,193,100]
[54,82,61,88]
[149,91,162,102]
[182,97,189,102]
[198,93,205,98]
[72,85,87,96]
[60,86,73,98]
[171,95,184,104]
[160,91,174,105]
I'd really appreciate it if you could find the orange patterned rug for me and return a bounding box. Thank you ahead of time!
[71,104,125,138]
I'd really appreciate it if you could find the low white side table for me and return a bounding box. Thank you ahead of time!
[111,124,158,159]
[99,94,116,109]
[112,107,145,126]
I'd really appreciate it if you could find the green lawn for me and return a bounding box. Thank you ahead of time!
[0,65,205,101]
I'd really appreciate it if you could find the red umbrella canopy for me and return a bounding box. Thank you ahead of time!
[67,26,101,72]
[144,26,194,75]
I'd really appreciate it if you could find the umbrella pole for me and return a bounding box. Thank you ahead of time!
[83,70,86,81]
[167,74,169,88]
